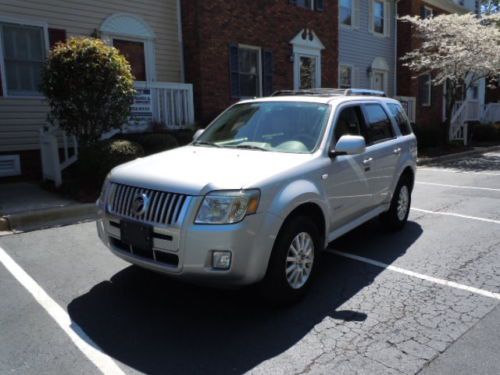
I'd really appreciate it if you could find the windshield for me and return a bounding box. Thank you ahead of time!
[194,102,331,153]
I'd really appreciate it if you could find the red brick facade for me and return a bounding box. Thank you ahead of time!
[181,0,338,125]
[397,0,447,128]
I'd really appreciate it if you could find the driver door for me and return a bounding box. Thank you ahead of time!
[324,105,372,230]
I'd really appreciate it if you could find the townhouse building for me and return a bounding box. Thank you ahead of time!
[0,0,192,179]
[181,0,338,125]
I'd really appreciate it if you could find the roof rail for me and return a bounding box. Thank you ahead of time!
[270,88,386,98]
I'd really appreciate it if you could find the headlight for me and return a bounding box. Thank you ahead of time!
[195,190,260,224]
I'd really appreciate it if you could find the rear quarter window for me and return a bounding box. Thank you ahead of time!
[387,103,413,136]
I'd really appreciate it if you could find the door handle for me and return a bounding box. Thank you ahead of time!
[393,147,402,154]
[363,157,373,164]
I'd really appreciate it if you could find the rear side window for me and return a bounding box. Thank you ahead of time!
[334,106,364,142]
[363,103,394,145]
[387,103,413,136]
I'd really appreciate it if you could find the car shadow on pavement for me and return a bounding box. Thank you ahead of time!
[68,220,422,374]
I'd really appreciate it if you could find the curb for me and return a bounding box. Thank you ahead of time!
[0,203,97,233]
[417,145,500,166]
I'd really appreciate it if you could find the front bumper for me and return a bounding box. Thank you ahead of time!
[96,200,282,286]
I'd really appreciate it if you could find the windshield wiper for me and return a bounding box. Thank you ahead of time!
[233,144,269,151]
[192,140,221,148]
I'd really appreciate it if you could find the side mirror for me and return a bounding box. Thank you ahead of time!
[329,135,366,158]
[193,129,205,141]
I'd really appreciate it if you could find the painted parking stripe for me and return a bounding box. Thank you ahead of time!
[416,181,500,192]
[419,167,500,176]
[411,208,500,225]
[0,246,124,375]
[327,249,500,301]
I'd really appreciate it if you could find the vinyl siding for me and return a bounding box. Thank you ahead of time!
[0,0,182,152]
[339,0,396,97]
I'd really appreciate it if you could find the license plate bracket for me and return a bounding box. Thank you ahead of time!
[121,220,152,250]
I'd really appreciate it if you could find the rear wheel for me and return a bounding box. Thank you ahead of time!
[261,216,320,305]
[380,176,412,231]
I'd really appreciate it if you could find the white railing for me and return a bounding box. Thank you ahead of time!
[449,100,480,145]
[134,81,194,129]
[40,127,78,187]
[482,103,500,124]
[394,96,416,123]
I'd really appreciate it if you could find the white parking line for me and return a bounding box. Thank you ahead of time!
[419,168,500,176]
[411,208,500,225]
[416,181,500,192]
[0,246,124,375]
[327,249,500,301]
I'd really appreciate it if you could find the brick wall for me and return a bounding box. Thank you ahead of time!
[397,0,447,129]
[181,0,338,125]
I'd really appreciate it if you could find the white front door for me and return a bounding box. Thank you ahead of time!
[372,70,385,92]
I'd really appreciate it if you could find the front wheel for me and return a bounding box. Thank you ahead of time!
[380,176,412,231]
[260,216,320,305]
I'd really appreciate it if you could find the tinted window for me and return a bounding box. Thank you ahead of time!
[363,104,394,144]
[334,106,363,142]
[387,103,412,136]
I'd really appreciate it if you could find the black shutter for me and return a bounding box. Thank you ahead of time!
[229,43,240,98]
[315,0,324,11]
[262,50,273,96]
[418,75,427,105]
[48,28,67,49]
[0,66,3,96]
[289,0,297,5]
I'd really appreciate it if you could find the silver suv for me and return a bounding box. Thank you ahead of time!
[97,89,417,303]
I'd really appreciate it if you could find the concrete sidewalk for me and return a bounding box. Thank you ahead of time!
[0,183,95,233]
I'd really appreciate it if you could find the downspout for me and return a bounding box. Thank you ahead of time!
[176,0,185,82]
[394,0,400,97]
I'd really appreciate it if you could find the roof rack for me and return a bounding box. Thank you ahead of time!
[270,88,386,98]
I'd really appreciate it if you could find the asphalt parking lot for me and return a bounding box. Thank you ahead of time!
[1,151,499,375]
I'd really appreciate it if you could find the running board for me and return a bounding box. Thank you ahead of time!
[326,205,389,245]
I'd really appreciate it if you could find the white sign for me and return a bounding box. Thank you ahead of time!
[129,89,153,128]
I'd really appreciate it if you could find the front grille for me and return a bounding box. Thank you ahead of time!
[107,183,190,226]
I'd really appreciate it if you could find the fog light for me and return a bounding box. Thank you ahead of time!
[212,251,232,270]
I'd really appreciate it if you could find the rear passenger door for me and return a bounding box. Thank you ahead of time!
[361,103,399,207]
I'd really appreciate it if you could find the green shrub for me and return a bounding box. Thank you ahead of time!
[77,139,144,190]
[471,123,500,143]
[412,125,442,149]
[136,133,179,155]
[40,38,135,145]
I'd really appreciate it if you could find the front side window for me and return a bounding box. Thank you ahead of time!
[334,106,364,142]
[340,0,353,26]
[387,103,412,136]
[1,23,46,96]
[339,65,352,89]
[363,103,394,144]
[195,102,331,154]
[238,47,261,98]
[373,1,385,34]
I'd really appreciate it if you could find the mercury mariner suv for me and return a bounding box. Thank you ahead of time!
[97,89,417,302]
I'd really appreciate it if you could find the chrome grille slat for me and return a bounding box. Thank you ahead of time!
[108,183,189,226]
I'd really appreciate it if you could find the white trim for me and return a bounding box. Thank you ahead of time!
[424,6,434,18]
[0,154,21,177]
[100,14,156,82]
[0,16,49,98]
[237,44,263,98]
[291,29,324,90]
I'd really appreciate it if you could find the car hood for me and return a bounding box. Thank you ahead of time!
[110,145,314,195]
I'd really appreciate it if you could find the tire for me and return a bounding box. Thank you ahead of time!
[380,176,412,231]
[260,216,320,306]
